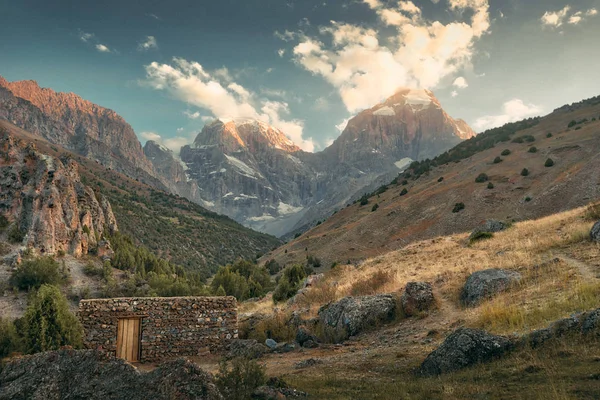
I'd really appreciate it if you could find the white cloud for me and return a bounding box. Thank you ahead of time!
[183,110,202,119]
[79,31,94,42]
[138,36,158,51]
[453,77,468,89]
[287,0,490,112]
[144,57,315,152]
[278,48,286,57]
[140,131,162,142]
[451,90,458,97]
[473,99,542,131]
[95,44,111,53]
[335,117,350,132]
[314,97,330,111]
[542,6,597,28]
[140,131,195,154]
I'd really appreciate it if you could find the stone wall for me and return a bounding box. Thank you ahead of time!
[78,296,237,362]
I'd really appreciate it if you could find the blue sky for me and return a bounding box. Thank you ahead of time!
[1,0,599,152]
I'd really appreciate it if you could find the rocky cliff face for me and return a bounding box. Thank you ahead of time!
[0,129,117,256]
[0,76,160,186]
[160,90,475,236]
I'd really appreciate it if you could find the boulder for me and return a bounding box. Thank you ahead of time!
[418,328,514,376]
[582,309,600,335]
[469,220,507,241]
[590,221,600,242]
[401,282,436,316]
[227,339,268,359]
[0,349,223,400]
[461,269,521,306]
[294,358,322,369]
[296,325,318,347]
[272,342,295,353]
[265,338,277,349]
[318,294,396,341]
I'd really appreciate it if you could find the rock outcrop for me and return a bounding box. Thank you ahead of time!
[590,220,600,242]
[0,349,223,400]
[401,282,436,316]
[469,219,507,241]
[318,294,396,341]
[418,328,514,376]
[461,269,522,306]
[0,131,117,256]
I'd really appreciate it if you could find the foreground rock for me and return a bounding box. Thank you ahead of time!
[318,294,396,342]
[526,308,600,347]
[401,282,436,316]
[0,349,222,400]
[461,269,521,306]
[590,220,600,242]
[469,219,507,241]
[418,328,514,376]
[227,339,268,360]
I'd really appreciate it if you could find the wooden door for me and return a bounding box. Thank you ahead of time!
[116,318,141,362]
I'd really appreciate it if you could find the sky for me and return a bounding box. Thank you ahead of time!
[1,0,599,153]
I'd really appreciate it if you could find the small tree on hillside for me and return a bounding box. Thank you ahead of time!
[475,173,489,183]
[521,168,529,176]
[545,158,555,167]
[23,284,83,353]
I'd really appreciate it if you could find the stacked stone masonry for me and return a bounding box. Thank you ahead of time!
[79,296,238,362]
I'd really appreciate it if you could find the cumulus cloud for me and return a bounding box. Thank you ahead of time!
[542,6,597,27]
[453,77,468,89]
[451,90,458,97]
[183,110,201,119]
[140,131,195,154]
[285,0,490,112]
[79,31,94,42]
[95,44,111,53]
[473,99,542,131]
[138,36,158,51]
[278,48,286,57]
[144,57,315,151]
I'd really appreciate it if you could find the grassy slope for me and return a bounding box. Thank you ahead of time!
[0,120,281,278]
[263,97,600,269]
[242,203,600,399]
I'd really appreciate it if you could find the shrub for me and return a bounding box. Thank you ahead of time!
[575,126,582,131]
[10,257,68,290]
[475,173,489,183]
[22,284,83,353]
[272,264,308,303]
[521,168,529,176]
[525,196,532,202]
[493,157,502,164]
[437,177,444,182]
[511,137,524,143]
[83,262,103,277]
[0,318,22,358]
[524,135,536,143]
[215,357,266,400]
[487,182,494,189]
[545,158,555,167]
[306,254,321,269]
[359,195,369,206]
[452,203,465,213]
[568,120,577,128]
[469,231,494,243]
[501,149,511,156]
[528,146,537,153]
[7,225,24,243]
[400,188,408,196]
[546,133,553,138]
[371,203,379,212]
[401,180,408,186]
[0,215,8,231]
[265,259,281,275]
[211,260,272,301]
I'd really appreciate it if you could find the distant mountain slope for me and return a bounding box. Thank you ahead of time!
[0,120,281,277]
[263,95,600,267]
[158,89,474,237]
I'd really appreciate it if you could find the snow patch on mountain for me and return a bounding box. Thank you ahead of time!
[373,106,395,116]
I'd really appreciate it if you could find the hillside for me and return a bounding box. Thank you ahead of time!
[263,95,600,268]
[0,120,281,277]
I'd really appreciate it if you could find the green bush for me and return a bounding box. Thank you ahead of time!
[452,203,465,213]
[215,357,266,400]
[521,168,529,176]
[546,133,553,138]
[10,257,68,290]
[525,196,532,202]
[211,259,272,301]
[272,264,309,303]
[501,149,511,156]
[0,318,22,358]
[400,188,408,196]
[359,195,369,206]
[545,158,555,167]
[568,120,577,128]
[0,215,8,231]
[7,225,25,243]
[265,259,281,275]
[475,173,489,183]
[22,285,83,353]
[437,177,444,183]
[371,203,379,212]
[469,231,494,243]
[528,146,537,153]
[493,157,502,164]
[487,182,494,189]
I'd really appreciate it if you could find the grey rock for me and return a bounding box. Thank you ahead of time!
[401,282,436,316]
[0,349,223,400]
[582,309,600,334]
[296,325,318,347]
[318,294,396,342]
[461,269,522,306]
[265,338,277,349]
[590,221,600,242]
[227,339,267,359]
[469,220,507,241]
[272,342,295,353]
[294,358,322,369]
[419,328,514,376]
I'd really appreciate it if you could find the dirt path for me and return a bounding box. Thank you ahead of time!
[551,251,599,281]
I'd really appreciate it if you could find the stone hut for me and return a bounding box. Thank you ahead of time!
[78,296,237,363]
